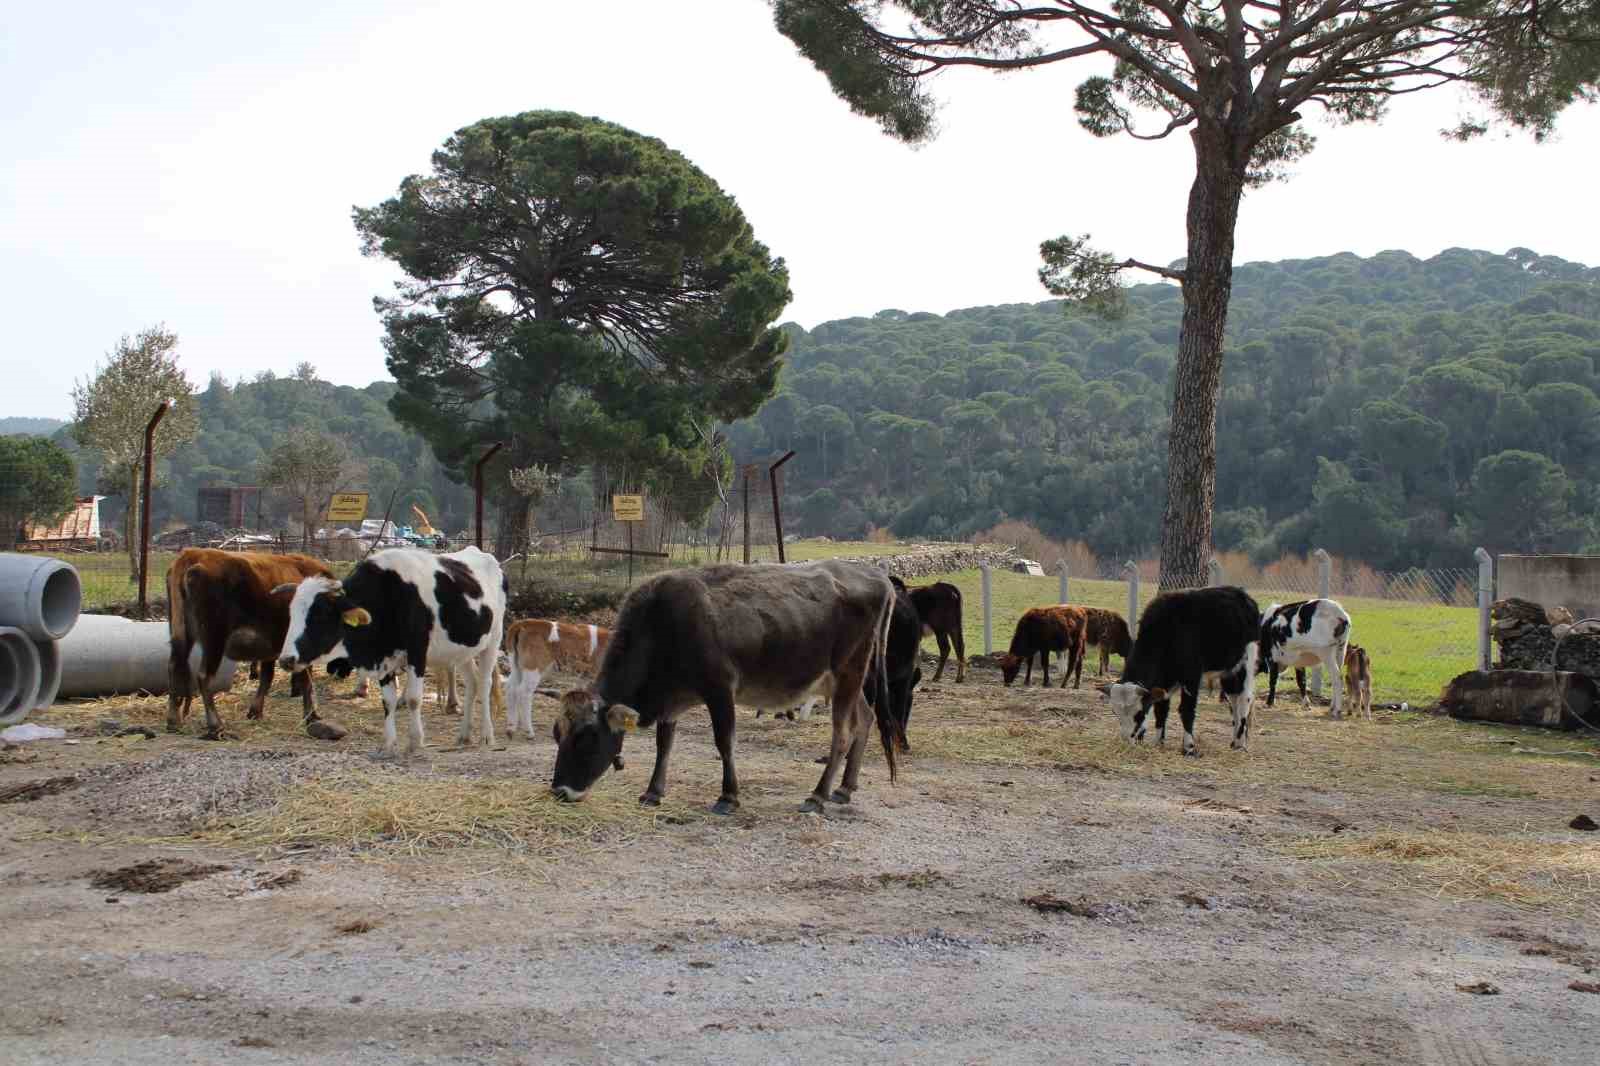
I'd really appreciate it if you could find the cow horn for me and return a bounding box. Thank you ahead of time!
[269,582,298,597]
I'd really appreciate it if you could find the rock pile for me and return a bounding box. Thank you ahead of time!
[822,544,1022,581]
[1492,597,1600,678]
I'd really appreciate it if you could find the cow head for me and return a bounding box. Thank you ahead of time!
[550,690,638,802]
[1102,681,1167,742]
[275,576,370,673]
[999,653,1024,686]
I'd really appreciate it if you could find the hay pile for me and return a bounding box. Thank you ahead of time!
[1281,828,1600,915]
[206,771,705,861]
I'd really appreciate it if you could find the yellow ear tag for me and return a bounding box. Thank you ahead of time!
[342,607,372,627]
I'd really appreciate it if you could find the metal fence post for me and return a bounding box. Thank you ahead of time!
[980,563,993,656]
[769,450,796,563]
[1058,559,1069,605]
[1475,546,1493,671]
[1123,560,1139,637]
[137,399,172,620]
[1207,557,1224,587]
[1312,547,1331,697]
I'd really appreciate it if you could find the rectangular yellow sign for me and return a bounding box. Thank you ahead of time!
[612,494,645,522]
[326,492,370,523]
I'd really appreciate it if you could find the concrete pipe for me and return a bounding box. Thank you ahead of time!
[33,636,61,712]
[53,614,236,700]
[0,627,42,726]
[0,554,83,641]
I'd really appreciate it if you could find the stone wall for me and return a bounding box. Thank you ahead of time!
[818,544,1021,581]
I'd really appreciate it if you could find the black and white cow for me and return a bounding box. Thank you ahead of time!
[550,560,898,815]
[276,547,507,757]
[1259,598,1353,718]
[1100,586,1260,757]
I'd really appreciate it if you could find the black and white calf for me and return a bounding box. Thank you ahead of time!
[1259,598,1353,718]
[276,547,507,756]
[1101,586,1260,757]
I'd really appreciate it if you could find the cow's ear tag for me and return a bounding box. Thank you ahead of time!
[606,705,639,733]
[343,607,372,628]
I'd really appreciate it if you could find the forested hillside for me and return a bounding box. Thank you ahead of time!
[722,248,1600,570]
[53,372,473,536]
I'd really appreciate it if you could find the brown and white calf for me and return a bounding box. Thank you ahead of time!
[503,619,610,738]
[1343,644,1373,719]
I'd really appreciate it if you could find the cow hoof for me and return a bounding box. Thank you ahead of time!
[813,755,828,765]
[798,797,825,815]
[829,789,852,805]
[1183,749,1201,758]
[245,708,265,721]
[710,798,739,816]
[165,722,183,735]
[639,791,662,807]
[306,719,348,741]
[612,756,626,771]
[201,730,225,742]
[366,750,399,763]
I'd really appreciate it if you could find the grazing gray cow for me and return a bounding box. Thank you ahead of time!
[550,560,898,814]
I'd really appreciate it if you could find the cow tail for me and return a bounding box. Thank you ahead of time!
[872,584,898,784]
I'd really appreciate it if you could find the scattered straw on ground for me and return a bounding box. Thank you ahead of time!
[1278,828,1600,916]
[203,771,707,863]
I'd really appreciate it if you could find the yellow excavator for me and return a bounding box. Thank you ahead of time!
[410,504,436,536]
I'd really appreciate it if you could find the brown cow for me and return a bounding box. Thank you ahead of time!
[166,548,338,740]
[1000,605,1087,689]
[1081,607,1132,677]
[503,619,611,738]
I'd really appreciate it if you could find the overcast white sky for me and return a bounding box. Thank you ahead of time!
[3,0,1595,420]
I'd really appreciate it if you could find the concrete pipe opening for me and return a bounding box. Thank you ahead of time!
[0,627,42,725]
[0,555,84,641]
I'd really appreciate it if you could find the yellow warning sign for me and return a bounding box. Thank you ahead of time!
[612,494,645,522]
[326,492,370,523]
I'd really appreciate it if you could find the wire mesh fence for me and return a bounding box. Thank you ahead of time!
[973,549,1485,707]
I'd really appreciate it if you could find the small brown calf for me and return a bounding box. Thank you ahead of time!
[1000,605,1088,688]
[1343,644,1373,719]
[504,619,611,738]
[1081,607,1132,677]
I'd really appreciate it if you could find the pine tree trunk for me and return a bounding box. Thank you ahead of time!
[1160,134,1245,591]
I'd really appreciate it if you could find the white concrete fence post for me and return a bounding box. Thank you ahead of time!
[980,563,993,656]
[1475,546,1493,672]
[1124,560,1139,638]
[1058,559,1069,605]
[1207,557,1224,587]
[1312,548,1332,698]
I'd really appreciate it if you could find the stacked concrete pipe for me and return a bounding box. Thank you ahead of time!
[0,553,82,725]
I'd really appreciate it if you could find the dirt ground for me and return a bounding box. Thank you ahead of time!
[2,660,1598,1065]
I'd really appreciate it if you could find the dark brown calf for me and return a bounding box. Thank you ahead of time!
[1081,607,1132,677]
[1000,605,1087,688]
[166,548,333,740]
[905,581,965,682]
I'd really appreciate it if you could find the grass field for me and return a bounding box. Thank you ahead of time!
[783,539,1477,707]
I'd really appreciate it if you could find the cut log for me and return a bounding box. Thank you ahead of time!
[1492,597,1548,625]
[1439,670,1597,731]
